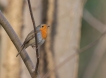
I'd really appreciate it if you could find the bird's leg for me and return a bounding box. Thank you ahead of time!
[38,47,40,58]
[32,45,35,49]
[32,45,40,58]
[32,44,40,49]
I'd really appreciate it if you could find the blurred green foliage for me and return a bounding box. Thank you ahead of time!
[78,0,106,78]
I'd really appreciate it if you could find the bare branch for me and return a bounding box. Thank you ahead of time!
[0,11,35,77]
[79,31,106,53]
[83,9,106,33]
[27,0,39,76]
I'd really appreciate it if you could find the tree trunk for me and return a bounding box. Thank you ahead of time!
[53,0,83,78]
[44,0,56,78]
[1,0,24,78]
[41,0,85,78]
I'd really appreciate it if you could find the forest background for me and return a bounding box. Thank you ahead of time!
[0,0,106,78]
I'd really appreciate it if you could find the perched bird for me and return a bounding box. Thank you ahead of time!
[16,24,50,57]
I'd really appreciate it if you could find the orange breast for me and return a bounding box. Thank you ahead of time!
[40,28,47,39]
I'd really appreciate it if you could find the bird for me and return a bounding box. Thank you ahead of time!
[16,24,50,57]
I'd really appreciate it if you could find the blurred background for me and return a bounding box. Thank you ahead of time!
[0,0,106,78]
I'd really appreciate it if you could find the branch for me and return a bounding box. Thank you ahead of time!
[83,9,106,33]
[0,11,35,77]
[42,31,106,78]
[27,0,39,75]
[82,33,106,78]
[79,31,106,53]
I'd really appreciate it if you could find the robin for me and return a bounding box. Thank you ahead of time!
[16,24,50,57]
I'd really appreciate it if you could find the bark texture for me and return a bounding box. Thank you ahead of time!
[1,0,24,78]
[53,0,83,78]
[45,0,56,78]
[42,0,83,78]
[40,0,84,78]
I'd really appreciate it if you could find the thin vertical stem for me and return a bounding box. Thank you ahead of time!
[27,0,39,73]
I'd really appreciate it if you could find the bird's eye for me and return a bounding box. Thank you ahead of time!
[42,26,44,28]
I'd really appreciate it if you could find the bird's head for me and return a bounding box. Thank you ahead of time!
[38,24,50,39]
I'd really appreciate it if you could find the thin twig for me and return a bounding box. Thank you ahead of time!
[79,31,106,53]
[83,9,106,33]
[42,31,106,78]
[0,11,34,77]
[27,0,39,74]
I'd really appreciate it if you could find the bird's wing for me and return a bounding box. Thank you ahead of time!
[16,44,25,57]
[16,30,40,57]
[23,30,40,45]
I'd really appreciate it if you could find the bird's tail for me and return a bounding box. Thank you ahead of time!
[16,44,25,57]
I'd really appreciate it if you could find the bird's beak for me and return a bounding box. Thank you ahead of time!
[48,26,50,27]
